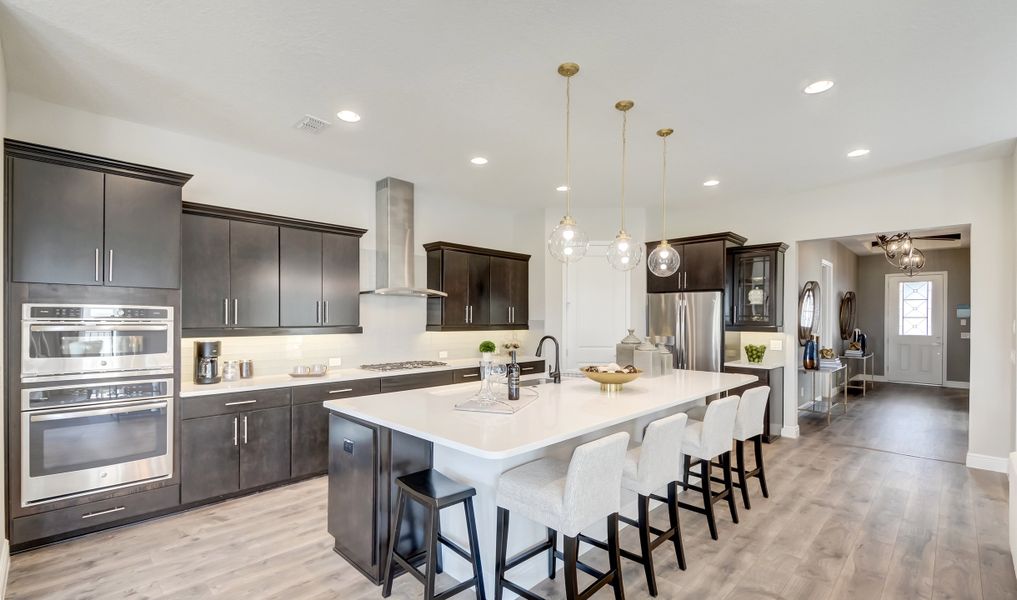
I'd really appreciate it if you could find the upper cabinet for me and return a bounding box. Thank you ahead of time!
[645,232,747,294]
[6,140,191,289]
[181,203,365,336]
[726,242,788,332]
[423,242,530,331]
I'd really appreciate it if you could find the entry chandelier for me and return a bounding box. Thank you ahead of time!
[606,100,642,271]
[876,232,925,276]
[547,63,589,263]
[647,128,680,277]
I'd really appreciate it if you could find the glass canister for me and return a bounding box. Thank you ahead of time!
[616,329,641,367]
[222,360,240,382]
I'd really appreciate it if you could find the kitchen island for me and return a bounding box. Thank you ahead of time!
[324,369,755,597]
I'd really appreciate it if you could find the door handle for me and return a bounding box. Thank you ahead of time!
[233,416,238,446]
[94,248,100,282]
[316,301,321,324]
[107,249,114,282]
[508,306,512,323]
[243,415,248,444]
[233,299,238,325]
[324,301,329,324]
[224,298,230,326]
[465,306,469,323]
[81,506,125,520]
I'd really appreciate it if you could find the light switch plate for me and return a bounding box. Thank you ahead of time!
[770,339,783,351]
[960,319,967,326]
[438,350,449,359]
[960,332,971,339]
[328,357,342,367]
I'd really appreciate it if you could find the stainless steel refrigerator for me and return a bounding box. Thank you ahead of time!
[647,292,724,371]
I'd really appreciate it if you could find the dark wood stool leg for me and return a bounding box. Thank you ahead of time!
[495,508,509,600]
[736,440,751,510]
[682,454,692,490]
[702,459,718,540]
[435,509,444,575]
[463,497,486,600]
[722,452,739,524]
[667,481,687,570]
[382,489,407,598]
[754,435,769,498]
[607,513,626,600]
[546,528,557,579]
[563,535,580,600]
[423,506,439,600]
[636,495,658,596]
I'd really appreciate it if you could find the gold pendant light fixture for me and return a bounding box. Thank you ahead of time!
[606,100,642,271]
[647,128,681,277]
[547,62,589,264]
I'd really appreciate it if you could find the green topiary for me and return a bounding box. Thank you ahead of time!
[479,340,497,353]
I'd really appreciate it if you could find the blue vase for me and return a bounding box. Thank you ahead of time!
[803,337,818,370]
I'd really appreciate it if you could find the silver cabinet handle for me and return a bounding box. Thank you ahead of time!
[224,298,230,325]
[243,415,248,444]
[508,307,512,323]
[521,366,536,372]
[316,300,321,324]
[461,373,479,379]
[233,298,238,325]
[30,401,168,421]
[107,249,114,282]
[468,305,473,323]
[233,416,238,446]
[81,506,125,519]
[324,301,329,324]
[329,388,354,394]
[224,400,256,406]
[94,248,100,282]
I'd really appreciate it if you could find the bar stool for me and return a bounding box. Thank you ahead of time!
[495,432,630,600]
[612,413,689,597]
[678,395,739,540]
[687,386,771,509]
[382,469,485,600]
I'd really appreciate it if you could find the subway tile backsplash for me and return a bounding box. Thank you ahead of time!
[182,294,540,376]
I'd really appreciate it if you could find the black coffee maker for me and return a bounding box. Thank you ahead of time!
[194,341,221,384]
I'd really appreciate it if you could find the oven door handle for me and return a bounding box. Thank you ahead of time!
[29,401,169,422]
[28,325,171,332]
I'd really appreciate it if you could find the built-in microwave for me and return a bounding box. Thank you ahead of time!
[21,304,174,382]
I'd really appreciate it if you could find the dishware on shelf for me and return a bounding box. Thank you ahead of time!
[580,364,642,391]
[288,364,329,378]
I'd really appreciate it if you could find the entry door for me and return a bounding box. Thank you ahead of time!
[564,243,630,369]
[885,272,946,385]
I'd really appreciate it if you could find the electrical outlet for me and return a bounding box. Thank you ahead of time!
[438,351,449,359]
[960,332,970,339]
[960,318,967,326]
[770,339,783,351]
[328,357,342,367]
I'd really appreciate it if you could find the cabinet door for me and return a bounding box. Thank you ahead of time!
[239,406,291,489]
[103,174,181,288]
[229,221,280,327]
[682,240,726,291]
[467,253,491,325]
[646,243,684,293]
[731,251,774,328]
[182,215,231,328]
[509,259,529,324]
[322,233,360,326]
[181,414,239,503]
[279,227,323,327]
[328,413,378,572]
[10,158,104,285]
[488,257,512,325]
[442,250,470,326]
[291,401,329,478]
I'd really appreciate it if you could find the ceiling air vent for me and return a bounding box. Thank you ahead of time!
[295,114,331,133]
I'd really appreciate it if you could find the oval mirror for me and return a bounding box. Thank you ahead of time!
[839,291,857,340]
[799,281,820,345]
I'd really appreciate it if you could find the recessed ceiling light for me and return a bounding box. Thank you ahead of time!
[703,179,720,187]
[336,110,361,123]
[803,80,835,95]
[556,185,569,192]
[470,157,489,165]
[847,148,870,158]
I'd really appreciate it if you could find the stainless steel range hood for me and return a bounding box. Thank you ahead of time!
[361,177,447,297]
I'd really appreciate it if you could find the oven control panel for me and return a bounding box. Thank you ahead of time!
[26,305,171,320]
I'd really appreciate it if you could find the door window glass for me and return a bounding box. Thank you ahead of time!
[899,281,931,336]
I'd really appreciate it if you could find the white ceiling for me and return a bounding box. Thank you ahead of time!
[1,1,1015,210]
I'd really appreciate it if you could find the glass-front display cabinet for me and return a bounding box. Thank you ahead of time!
[726,242,788,331]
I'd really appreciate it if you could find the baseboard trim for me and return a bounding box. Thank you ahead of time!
[0,538,10,599]
[780,425,800,439]
[944,380,970,389]
[966,452,1009,473]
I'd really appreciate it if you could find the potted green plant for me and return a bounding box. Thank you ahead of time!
[479,340,497,362]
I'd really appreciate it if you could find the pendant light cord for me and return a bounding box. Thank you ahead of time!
[565,75,572,217]
[620,110,627,230]
[660,134,667,238]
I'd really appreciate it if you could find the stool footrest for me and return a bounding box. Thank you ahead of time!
[436,533,472,563]
[504,538,554,571]
[433,578,482,600]
[502,578,545,600]
[391,553,426,585]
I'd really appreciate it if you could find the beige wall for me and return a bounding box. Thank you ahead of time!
[797,239,859,348]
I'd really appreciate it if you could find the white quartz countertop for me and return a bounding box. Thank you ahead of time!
[324,370,756,460]
[180,356,542,398]
[724,359,786,371]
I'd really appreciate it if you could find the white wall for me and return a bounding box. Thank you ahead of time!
[0,31,9,579]
[6,93,540,374]
[670,154,1016,466]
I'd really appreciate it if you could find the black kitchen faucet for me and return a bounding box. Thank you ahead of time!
[535,335,561,383]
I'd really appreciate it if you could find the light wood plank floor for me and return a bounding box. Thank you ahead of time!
[8,384,1015,599]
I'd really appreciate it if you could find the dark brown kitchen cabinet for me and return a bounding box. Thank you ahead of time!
[727,242,787,332]
[182,214,231,328]
[239,406,291,489]
[291,401,330,478]
[322,232,360,326]
[645,232,746,294]
[280,227,323,327]
[6,141,191,288]
[181,414,240,503]
[424,241,530,331]
[229,221,280,328]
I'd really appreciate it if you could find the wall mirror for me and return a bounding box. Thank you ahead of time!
[799,280,820,345]
[839,291,857,340]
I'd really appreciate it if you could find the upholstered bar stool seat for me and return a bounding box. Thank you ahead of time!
[495,432,630,600]
[679,395,739,540]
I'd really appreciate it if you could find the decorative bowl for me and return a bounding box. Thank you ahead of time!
[581,368,643,392]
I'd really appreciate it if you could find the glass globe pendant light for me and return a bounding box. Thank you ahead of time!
[547,63,589,263]
[898,246,926,276]
[606,100,642,271]
[647,128,681,277]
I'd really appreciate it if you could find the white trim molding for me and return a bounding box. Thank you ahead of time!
[780,425,801,439]
[1009,453,1016,578]
[944,380,970,389]
[0,538,9,599]
[966,452,1009,473]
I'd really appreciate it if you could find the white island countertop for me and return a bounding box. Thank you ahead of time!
[324,370,756,460]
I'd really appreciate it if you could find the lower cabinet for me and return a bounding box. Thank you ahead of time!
[239,406,291,489]
[291,401,330,478]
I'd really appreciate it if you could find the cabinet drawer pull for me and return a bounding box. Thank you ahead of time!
[520,367,536,372]
[329,388,355,394]
[461,373,479,378]
[82,505,125,519]
[224,400,257,406]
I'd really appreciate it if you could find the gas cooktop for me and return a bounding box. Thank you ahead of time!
[359,360,449,372]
